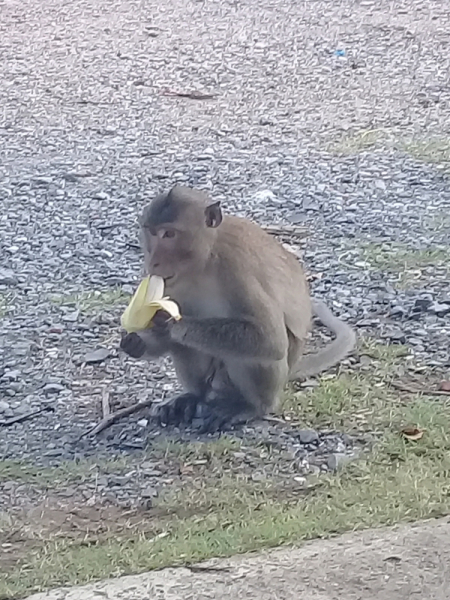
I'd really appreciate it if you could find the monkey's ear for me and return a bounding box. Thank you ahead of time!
[204,201,223,228]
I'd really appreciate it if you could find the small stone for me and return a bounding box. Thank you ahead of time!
[375,179,386,191]
[293,476,306,484]
[298,430,319,444]
[0,400,10,413]
[383,330,406,344]
[413,298,432,312]
[43,383,65,393]
[232,452,247,460]
[81,348,110,364]
[44,448,63,457]
[299,379,320,388]
[1,369,21,380]
[141,486,157,499]
[430,301,450,316]
[137,418,148,428]
[0,268,18,286]
[62,310,80,322]
[342,434,353,446]
[390,306,406,318]
[327,453,354,471]
[32,176,53,184]
[252,190,279,204]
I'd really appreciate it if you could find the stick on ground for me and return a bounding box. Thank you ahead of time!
[390,381,450,397]
[82,398,154,437]
[0,405,55,427]
[101,390,111,418]
[262,224,308,238]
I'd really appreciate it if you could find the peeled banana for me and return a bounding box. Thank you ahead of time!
[120,275,181,333]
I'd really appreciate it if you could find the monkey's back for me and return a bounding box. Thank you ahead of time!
[215,215,312,339]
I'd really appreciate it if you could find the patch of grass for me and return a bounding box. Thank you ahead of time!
[401,138,450,167]
[329,128,390,155]
[2,341,450,598]
[0,456,131,487]
[0,293,11,318]
[361,243,450,272]
[49,288,129,314]
[359,338,410,361]
[2,392,450,598]
[151,436,242,462]
[282,340,411,432]
[423,211,450,233]
[345,242,450,288]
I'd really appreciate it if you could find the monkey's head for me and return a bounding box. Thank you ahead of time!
[140,185,223,286]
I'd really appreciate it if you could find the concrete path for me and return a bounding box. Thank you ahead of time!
[27,517,449,600]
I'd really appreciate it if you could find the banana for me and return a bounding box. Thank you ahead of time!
[120,275,181,333]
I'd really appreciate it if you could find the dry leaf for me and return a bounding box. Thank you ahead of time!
[401,426,424,441]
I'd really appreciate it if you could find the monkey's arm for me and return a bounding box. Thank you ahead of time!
[170,315,287,362]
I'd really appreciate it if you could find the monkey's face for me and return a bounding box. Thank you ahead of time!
[142,224,200,285]
[140,187,223,289]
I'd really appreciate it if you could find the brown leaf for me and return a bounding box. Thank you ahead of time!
[439,381,450,392]
[401,426,424,441]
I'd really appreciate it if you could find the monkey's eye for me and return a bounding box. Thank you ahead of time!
[161,229,176,239]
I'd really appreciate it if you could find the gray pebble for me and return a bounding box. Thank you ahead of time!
[327,453,357,472]
[43,383,65,393]
[298,430,319,444]
[0,400,11,413]
[81,348,110,364]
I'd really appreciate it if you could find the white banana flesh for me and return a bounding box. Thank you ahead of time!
[120,275,181,333]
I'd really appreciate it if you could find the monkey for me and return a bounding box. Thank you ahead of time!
[120,185,356,432]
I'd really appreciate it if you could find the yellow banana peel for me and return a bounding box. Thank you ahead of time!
[120,275,181,333]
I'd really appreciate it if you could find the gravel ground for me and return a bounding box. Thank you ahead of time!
[1,0,450,505]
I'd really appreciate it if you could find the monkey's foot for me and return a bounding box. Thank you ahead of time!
[151,394,254,433]
[151,393,201,427]
[193,401,254,434]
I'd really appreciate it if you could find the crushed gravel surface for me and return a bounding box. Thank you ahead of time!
[1,0,450,504]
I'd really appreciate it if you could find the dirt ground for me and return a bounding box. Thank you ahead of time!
[25,517,450,600]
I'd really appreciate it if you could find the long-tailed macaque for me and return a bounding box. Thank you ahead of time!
[120,185,356,432]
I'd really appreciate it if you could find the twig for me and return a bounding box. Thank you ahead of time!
[262,224,308,238]
[390,381,450,397]
[262,415,303,428]
[0,405,55,427]
[161,89,217,100]
[101,390,111,418]
[97,223,125,231]
[82,398,154,437]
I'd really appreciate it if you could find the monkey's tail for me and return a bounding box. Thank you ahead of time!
[291,299,356,380]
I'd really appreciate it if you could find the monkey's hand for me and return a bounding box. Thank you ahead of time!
[120,331,147,359]
[151,309,174,336]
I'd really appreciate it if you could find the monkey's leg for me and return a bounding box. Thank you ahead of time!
[286,331,306,379]
[198,359,288,433]
[151,346,217,427]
